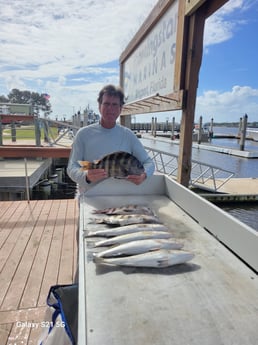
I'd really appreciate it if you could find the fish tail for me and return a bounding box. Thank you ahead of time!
[93,254,104,264]
[79,161,92,170]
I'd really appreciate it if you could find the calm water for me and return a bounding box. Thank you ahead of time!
[140,126,258,231]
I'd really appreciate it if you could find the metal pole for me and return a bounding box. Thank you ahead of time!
[24,158,30,203]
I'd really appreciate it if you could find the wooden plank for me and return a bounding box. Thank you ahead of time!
[8,321,31,345]
[0,202,27,251]
[58,199,78,284]
[0,324,12,345]
[0,146,71,158]
[0,201,13,220]
[0,115,35,122]
[0,201,45,310]
[19,200,56,309]
[0,202,39,306]
[38,200,67,305]
[0,199,78,345]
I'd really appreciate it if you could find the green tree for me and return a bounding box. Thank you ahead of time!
[6,89,52,116]
[0,95,9,102]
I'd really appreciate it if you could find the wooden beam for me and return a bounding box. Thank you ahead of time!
[0,146,71,158]
[0,115,35,122]
[185,0,207,16]
[177,6,206,186]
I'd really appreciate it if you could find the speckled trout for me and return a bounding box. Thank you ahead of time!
[93,231,173,247]
[93,249,194,268]
[92,204,154,216]
[94,239,184,258]
[92,214,161,226]
[86,223,168,238]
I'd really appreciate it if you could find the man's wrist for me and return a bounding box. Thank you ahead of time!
[85,171,91,184]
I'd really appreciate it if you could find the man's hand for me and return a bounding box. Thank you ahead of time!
[86,169,107,183]
[127,173,147,185]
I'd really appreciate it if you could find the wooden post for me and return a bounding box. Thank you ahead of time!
[197,115,203,144]
[239,114,248,151]
[177,8,206,187]
[171,117,175,140]
[154,117,157,137]
[238,117,242,137]
[209,118,214,139]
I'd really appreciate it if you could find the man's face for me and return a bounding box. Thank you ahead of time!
[99,93,122,128]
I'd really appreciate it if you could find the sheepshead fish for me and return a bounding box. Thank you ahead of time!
[93,231,173,247]
[92,204,154,216]
[92,214,161,226]
[93,249,194,268]
[78,151,144,178]
[86,223,168,238]
[94,239,184,258]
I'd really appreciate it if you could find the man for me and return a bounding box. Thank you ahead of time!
[67,84,155,194]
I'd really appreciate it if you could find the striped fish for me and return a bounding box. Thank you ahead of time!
[78,151,144,178]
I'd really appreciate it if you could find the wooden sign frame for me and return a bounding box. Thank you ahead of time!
[119,0,185,116]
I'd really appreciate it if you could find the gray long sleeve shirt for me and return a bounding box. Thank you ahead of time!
[67,123,155,194]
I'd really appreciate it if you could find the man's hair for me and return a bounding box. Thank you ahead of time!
[97,84,125,106]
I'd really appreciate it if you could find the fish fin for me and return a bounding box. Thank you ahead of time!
[78,160,92,170]
[89,217,105,224]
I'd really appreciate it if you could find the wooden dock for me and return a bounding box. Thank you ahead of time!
[0,198,78,345]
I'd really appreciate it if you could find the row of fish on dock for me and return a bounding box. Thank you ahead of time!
[84,204,195,268]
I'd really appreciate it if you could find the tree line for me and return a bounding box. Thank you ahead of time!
[0,89,52,116]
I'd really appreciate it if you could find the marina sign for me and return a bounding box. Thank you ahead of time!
[120,0,184,115]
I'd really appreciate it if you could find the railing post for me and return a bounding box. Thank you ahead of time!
[35,117,41,146]
[0,118,3,146]
[11,121,16,142]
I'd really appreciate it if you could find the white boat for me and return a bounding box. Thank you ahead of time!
[247,128,258,141]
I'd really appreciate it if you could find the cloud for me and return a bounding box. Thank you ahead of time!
[0,0,157,115]
[0,0,257,122]
[196,86,258,122]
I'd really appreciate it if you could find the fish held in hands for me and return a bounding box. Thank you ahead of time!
[86,223,168,238]
[92,204,154,216]
[92,214,161,226]
[94,239,184,258]
[93,231,173,247]
[93,249,194,268]
[78,151,144,178]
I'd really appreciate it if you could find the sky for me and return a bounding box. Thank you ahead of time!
[0,0,257,124]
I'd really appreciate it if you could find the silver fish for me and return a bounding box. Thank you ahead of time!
[92,214,161,226]
[93,231,173,247]
[86,223,168,238]
[78,151,144,178]
[92,204,154,216]
[94,239,184,258]
[93,249,194,268]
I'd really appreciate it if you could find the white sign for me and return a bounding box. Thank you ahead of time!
[123,0,178,104]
